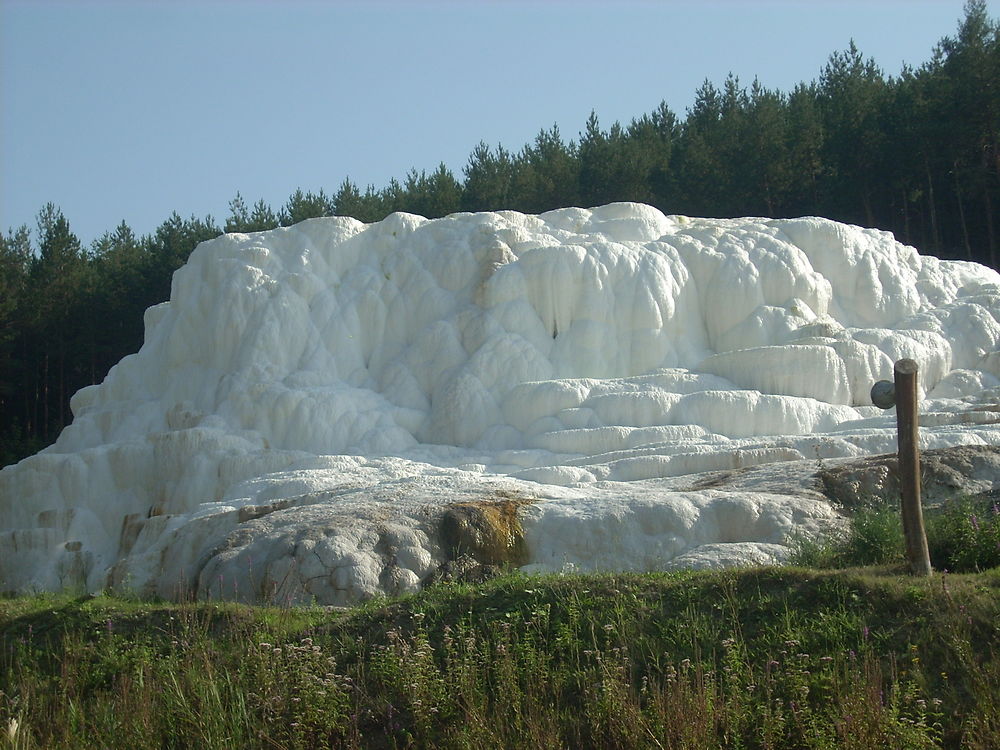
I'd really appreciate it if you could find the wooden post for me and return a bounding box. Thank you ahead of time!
[894,359,932,576]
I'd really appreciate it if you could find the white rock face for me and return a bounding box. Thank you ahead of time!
[3,203,1000,604]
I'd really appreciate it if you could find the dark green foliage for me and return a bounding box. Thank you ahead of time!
[331,177,387,223]
[281,188,335,226]
[0,226,34,466]
[513,124,581,213]
[23,204,91,439]
[926,496,1000,572]
[792,506,907,569]
[0,209,220,464]
[146,211,221,299]
[0,226,30,387]
[226,193,280,233]
[461,141,517,212]
[793,495,1000,573]
[817,41,888,226]
[400,163,462,218]
[224,191,251,232]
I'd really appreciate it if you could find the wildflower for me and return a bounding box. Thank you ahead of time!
[7,718,19,744]
[971,514,980,531]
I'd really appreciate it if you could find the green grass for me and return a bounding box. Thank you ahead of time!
[792,494,1000,573]
[2,565,999,749]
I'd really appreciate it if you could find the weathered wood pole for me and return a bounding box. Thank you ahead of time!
[893,358,932,576]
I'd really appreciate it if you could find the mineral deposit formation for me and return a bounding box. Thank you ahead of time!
[4,203,1000,604]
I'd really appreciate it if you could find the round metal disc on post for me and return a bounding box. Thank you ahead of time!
[871,379,896,409]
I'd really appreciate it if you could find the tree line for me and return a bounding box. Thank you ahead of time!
[1,1,997,467]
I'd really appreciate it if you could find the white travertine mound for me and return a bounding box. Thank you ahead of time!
[3,204,1000,604]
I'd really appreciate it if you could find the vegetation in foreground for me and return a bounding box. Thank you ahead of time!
[793,493,1000,573]
[0,495,997,748]
[1,563,998,749]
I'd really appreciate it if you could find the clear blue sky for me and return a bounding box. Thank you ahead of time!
[2,0,996,247]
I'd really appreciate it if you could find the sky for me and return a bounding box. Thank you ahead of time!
[2,0,997,248]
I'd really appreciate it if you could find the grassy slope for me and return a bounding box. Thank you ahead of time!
[1,566,999,749]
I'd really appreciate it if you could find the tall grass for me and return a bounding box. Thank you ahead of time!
[2,566,998,748]
[792,494,1000,573]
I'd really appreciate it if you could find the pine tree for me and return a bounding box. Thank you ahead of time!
[225,192,251,233]
[402,164,462,218]
[515,125,580,212]
[28,204,90,436]
[148,212,221,299]
[247,199,279,232]
[742,79,791,216]
[785,83,824,217]
[577,111,613,207]
[937,0,999,263]
[0,225,33,464]
[281,188,334,226]
[676,80,725,216]
[333,178,365,219]
[461,142,516,212]
[379,178,406,216]
[89,221,149,382]
[817,41,888,226]
[637,102,680,212]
